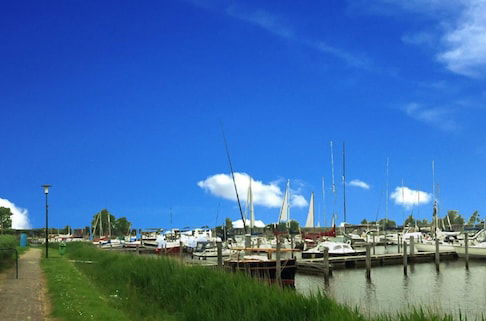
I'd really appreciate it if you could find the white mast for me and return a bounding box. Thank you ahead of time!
[330,141,337,225]
[249,178,255,230]
[305,192,315,228]
[322,176,326,227]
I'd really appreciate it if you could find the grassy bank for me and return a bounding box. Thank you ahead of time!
[0,234,21,271]
[39,243,461,321]
[42,250,133,321]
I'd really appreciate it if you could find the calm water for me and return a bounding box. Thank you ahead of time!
[295,247,486,320]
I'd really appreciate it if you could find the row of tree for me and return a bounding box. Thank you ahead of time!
[91,209,132,237]
[361,210,481,228]
[0,207,12,232]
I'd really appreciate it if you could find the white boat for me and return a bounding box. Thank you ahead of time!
[192,248,232,259]
[302,241,365,259]
[455,242,486,258]
[415,240,455,252]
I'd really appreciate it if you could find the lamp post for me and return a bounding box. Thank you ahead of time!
[42,185,51,258]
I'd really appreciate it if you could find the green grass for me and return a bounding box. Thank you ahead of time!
[50,243,463,321]
[0,234,19,271]
[41,250,133,321]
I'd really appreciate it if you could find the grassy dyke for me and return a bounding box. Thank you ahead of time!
[0,234,18,271]
[42,249,134,321]
[55,243,458,321]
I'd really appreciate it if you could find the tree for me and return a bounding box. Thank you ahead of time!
[468,211,480,226]
[404,215,415,227]
[377,218,396,229]
[445,210,465,226]
[0,207,12,232]
[225,218,233,230]
[276,222,288,233]
[416,219,429,227]
[288,220,300,234]
[91,209,116,237]
[62,225,72,234]
[113,217,131,237]
[361,219,368,225]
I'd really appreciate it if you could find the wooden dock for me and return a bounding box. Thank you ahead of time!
[297,251,458,275]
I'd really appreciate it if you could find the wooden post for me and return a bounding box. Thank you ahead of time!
[397,234,401,253]
[275,235,282,286]
[410,236,415,257]
[217,241,223,267]
[372,234,376,255]
[290,235,295,259]
[257,238,261,248]
[139,229,143,247]
[403,241,408,276]
[435,237,440,272]
[323,247,330,280]
[465,233,469,270]
[365,243,371,280]
[245,234,251,255]
[179,240,183,262]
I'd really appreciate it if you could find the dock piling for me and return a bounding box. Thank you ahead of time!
[410,236,415,257]
[403,241,408,275]
[435,237,440,272]
[372,234,376,255]
[465,233,469,269]
[276,236,282,286]
[179,240,183,262]
[323,247,330,280]
[365,243,371,279]
[217,241,223,267]
[398,234,401,253]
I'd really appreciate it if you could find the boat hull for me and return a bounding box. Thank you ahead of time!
[415,242,455,253]
[301,250,366,259]
[455,246,486,259]
[224,258,297,286]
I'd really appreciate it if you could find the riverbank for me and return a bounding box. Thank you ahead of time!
[43,243,459,321]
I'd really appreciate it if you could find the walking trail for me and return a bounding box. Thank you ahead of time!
[0,248,51,321]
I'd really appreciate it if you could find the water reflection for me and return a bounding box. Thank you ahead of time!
[295,255,486,320]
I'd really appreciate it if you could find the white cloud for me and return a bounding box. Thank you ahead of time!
[197,173,307,208]
[438,1,486,77]
[390,186,431,209]
[348,179,370,190]
[404,102,458,131]
[362,0,486,77]
[0,198,31,229]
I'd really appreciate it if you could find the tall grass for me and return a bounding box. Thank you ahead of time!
[0,234,17,270]
[64,243,465,321]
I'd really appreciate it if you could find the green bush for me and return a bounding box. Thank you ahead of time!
[0,234,17,269]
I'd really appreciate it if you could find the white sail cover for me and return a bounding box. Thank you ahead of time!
[249,179,255,229]
[305,192,315,228]
[279,180,290,222]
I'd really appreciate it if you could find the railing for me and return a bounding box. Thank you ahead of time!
[0,248,18,279]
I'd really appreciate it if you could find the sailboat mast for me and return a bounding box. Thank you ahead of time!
[322,176,326,227]
[342,142,347,224]
[385,158,389,229]
[330,141,337,225]
[221,126,248,234]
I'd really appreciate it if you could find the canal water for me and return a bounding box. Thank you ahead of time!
[295,246,486,320]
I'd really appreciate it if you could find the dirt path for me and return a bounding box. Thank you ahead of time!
[0,248,50,321]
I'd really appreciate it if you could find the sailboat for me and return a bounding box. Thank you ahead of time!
[278,180,290,222]
[305,193,315,228]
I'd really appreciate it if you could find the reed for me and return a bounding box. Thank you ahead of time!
[61,243,471,321]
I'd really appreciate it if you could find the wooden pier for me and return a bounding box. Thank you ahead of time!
[297,251,458,275]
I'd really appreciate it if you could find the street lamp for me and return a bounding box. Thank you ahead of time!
[41,185,51,258]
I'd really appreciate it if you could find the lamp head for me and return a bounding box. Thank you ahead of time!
[41,184,52,194]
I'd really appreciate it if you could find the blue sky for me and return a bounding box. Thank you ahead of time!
[1,0,486,229]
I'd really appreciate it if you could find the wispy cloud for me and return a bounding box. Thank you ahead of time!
[404,102,459,131]
[390,186,431,209]
[357,0,486,77]
[187,1,371,70]
[348,179,370,190]
[0,198,31,229]
[197,173,308,208]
